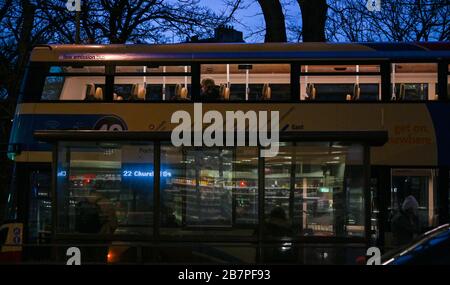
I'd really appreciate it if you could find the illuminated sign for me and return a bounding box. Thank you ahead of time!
[122,170,172,178]
[319,187,330,193]
[57,171,67,177]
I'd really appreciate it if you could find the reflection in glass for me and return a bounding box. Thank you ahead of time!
[264,142,364,238]
[57,142,154,235]
[41,76,106,101]
[160,145,258,237]
[391,169,437,232]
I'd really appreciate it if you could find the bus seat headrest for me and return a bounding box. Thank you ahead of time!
[95,87,103,100]
[220,84,230,100]
[180,86,188,99]
[131,84,138,97]
[306,83,316,100]
[88,84,95,96]
[137,87,146,100]
[262,83,271,100]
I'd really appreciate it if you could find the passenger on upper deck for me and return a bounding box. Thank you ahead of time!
[201,78,221,101]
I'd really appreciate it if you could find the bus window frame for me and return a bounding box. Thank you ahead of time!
[21,59,448,103]
[298,63,382,101]
[112,62,194,101]
[199,62,293,102]
[389,62,439,101]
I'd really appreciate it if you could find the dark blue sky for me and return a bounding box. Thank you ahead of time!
[198,0,301,42]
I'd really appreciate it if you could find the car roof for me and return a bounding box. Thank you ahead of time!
[382,224,450,265]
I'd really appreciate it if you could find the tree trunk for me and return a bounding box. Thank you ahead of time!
[297,0,328,42]
[257,0,287,42]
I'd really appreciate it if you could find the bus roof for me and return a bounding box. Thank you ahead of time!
[30,42,450,62]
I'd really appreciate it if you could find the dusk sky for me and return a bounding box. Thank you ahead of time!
[199,0,301,42]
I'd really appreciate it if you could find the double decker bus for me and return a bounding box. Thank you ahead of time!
[1,42,449,264]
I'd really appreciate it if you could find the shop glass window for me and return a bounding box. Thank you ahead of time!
[200,64,290,101]
[390,63,437,101]
[114,65,191,101]
[160,144,258,237]
[40,66,106,101]
[264,142,365,238]
[56,142,154,235]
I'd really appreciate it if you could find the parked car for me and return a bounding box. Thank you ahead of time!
[381,224,450,265]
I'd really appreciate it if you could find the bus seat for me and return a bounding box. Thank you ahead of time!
[220,84,230,100]
[262,83,271,100]
[180,87,188,99]
[353,84,360,100]
[137,87,146,100]
[305,83,312,100]
[85,83,95,100]
[175,84,181,98]
[94,87,103,100]
[131,84,138,98]
[113,93,125,101]
[305,83,317,100]
[175,84,188,99]
[310,84,316,100]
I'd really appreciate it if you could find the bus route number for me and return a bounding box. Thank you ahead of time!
[93,116,127,131]
[98,123,123,131]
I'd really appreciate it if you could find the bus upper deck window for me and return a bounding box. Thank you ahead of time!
[391,63,437,101]
[300,64,381,101]
[40,65,106,101]
[114,65,192,101]
[200,64,291,101]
